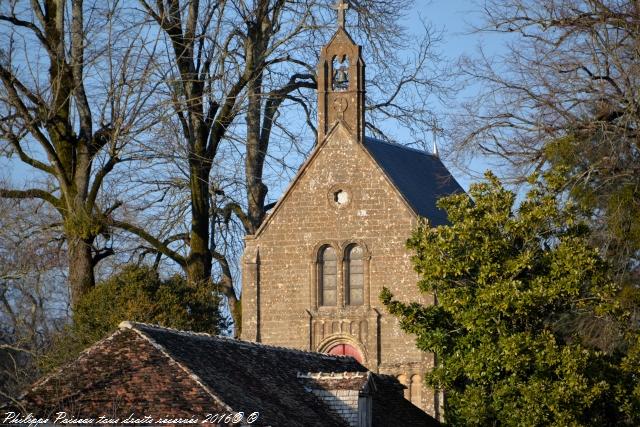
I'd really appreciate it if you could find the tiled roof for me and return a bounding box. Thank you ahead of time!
[371,375,441,427]
[363,137,465,225]
[125,322,358,426]
[15,322,439,426]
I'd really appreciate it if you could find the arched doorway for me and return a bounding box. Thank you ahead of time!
[326,343,363,363]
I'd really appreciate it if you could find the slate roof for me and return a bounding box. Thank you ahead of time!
[363,137,465,225]
[15,322,439,427]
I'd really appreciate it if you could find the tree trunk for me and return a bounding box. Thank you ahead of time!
[228,293,242,338]
[186,162,212,285]
[67,237,95,307]
[246,76,269,235]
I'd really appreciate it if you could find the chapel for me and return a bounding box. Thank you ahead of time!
[240,0,464,418]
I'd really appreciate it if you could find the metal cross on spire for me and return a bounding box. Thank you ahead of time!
[332,0,349,28]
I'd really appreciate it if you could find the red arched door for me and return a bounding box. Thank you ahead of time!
[327,343,363,363]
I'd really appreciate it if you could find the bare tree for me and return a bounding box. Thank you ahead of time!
[0,0,160,306]
[449,0,640,274]
[111,0,451,336]
[0,197,67,405]
[110,0,260,332]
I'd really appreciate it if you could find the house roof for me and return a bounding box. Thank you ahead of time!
[363,137,465,225]
[371,374,441,427]
[124,322,358,426]
[15,322,439,427]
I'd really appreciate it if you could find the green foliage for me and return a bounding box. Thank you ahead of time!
[545,135,640,275]
[41,265,223,372]
[381,172,639,426]
[62,206,107,240]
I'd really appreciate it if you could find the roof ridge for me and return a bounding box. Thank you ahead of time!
[297,371,367,379]
[119,321,359,363]
[119,320,217,338]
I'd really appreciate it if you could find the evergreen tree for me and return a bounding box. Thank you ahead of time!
[42,265,223,371]
[451,0,640,282]
[382,173,639,426]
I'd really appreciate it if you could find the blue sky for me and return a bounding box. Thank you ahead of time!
[413,1,479,56]
[2,1,502,192]
[399,1,502,190]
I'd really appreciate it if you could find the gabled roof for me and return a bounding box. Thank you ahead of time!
[363,137,465,225]
[124,322,358,426]
[252,123,465,238]
[15,322,439,426]
[322,26,360,54]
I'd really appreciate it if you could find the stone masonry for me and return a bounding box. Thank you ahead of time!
[241,122,437,415]
[240,5,464,419]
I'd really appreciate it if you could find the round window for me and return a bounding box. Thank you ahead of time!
[334,189,349,205]
[328,184,352,208]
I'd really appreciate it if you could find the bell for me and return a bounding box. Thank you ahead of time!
[333,67,349,89]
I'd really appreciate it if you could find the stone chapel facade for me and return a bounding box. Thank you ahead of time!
[241,5,463,418]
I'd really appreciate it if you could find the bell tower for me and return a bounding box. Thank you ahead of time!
[317,0,365,143]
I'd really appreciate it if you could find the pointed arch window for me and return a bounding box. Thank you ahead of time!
[332,56,350,91]
[327,343,363,363]
[345,244,364,306]
[319,246,337,306]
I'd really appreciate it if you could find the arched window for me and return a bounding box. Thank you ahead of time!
[332,56,350,91]
[345,244,364,306]
[327,343,363,363]
[319,246,337,306]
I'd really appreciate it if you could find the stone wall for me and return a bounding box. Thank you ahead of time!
[297,371,371,427]
[242,123,436,415]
